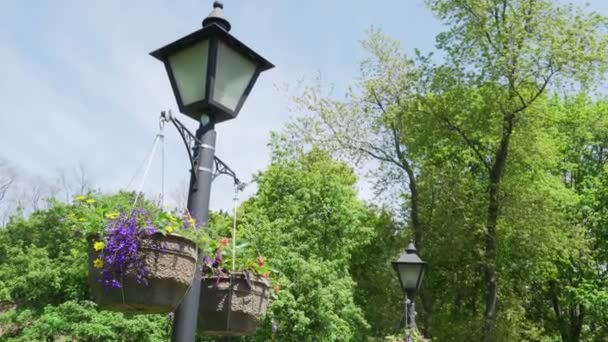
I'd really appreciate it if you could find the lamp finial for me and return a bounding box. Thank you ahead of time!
[203,0,231,31]
[406,241,417,254]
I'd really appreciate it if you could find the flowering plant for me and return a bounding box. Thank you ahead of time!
[91,208,196,291]
[83,191,277,292]
[198,235,277,289]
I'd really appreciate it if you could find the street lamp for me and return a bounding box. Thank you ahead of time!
[151,1,273,124]
[150,2,273,341]
[392,241,426,330]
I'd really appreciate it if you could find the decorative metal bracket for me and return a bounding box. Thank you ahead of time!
[160,110,242,187]
[213,155,242,186]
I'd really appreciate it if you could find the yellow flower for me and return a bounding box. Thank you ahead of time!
[93,258,104,269]
[93,241,105,251]
[75,195,86,202]
[85,199,96,204]
[166,226,174,233]
[105,212,119,219]
[188,218,195,227]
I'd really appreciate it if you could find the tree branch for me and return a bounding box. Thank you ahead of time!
[442,117,492,172]
[0,178,12,202]
[511,69,556,115]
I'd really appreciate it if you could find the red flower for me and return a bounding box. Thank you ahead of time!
[257,256,265,266]
[220,237,230,246]
[273,285,281,293]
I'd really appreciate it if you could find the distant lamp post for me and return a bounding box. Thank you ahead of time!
[392,241,426,330]
[151,1,273,124]
[150,1,273,341]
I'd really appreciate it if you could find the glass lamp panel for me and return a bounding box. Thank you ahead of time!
[213,41,257,111]
[418,267,426,289]
[397,264,423,291]
[168,40,210,106]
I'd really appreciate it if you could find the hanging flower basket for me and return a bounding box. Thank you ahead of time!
[198,272,270,336]
[87,232,198,314]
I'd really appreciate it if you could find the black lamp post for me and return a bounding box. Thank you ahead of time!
[392,241,426,330]
[150,2,273,341]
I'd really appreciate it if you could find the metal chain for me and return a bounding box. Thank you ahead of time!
[232,183,238,272]
[160,119,166,208]
[130,116,166,209]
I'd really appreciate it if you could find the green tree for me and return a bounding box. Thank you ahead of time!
[349,210,408,338]
[542,95,608,341]
[282,1,608,340]
[423,1,608,338]
[281,28,437,334]
[237,149,378,340]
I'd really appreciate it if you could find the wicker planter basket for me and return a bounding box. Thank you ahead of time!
[88,233,197,314]
[198,272,270,336]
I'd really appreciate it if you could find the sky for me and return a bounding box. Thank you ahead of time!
[0,0,606,211]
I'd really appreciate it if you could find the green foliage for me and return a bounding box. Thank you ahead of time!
[5,301,169,342]
[0,155,401,341]
[238,149,380,340]
[2,1,608,340]
[279,0,608,340]
[0,192,169,340]
[350,211,408,337]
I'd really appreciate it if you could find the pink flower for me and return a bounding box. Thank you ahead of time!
[220,237,230,246]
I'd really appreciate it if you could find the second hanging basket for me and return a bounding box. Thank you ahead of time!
[198,272,270,336]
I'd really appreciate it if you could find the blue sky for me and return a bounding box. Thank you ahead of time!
[0,1,606,210]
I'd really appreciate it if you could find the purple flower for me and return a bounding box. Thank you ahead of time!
[96,209,157,291]
[202,255,213,267]
[214,249,223,266]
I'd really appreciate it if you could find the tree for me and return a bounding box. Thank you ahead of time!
[285,28,425,246]
[424,1,608,338]
[349,210,408,338]
[237,149,377,340]
[281,29,438,334]
[0,159,14,204]
[540,95,608,341]
[281,1,608,339]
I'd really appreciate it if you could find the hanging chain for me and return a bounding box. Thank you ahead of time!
[232,183,238,272]
[131,137,160,208]
[159,118,166,208]
[128,116,167,209]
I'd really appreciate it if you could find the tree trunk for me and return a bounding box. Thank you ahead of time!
[568,304,584,342]
[482,181,499,341]
[403,163,422,247]
[482,112,514,341]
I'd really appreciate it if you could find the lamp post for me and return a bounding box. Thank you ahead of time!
[150,2,273,341]
[392,241,426,331]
